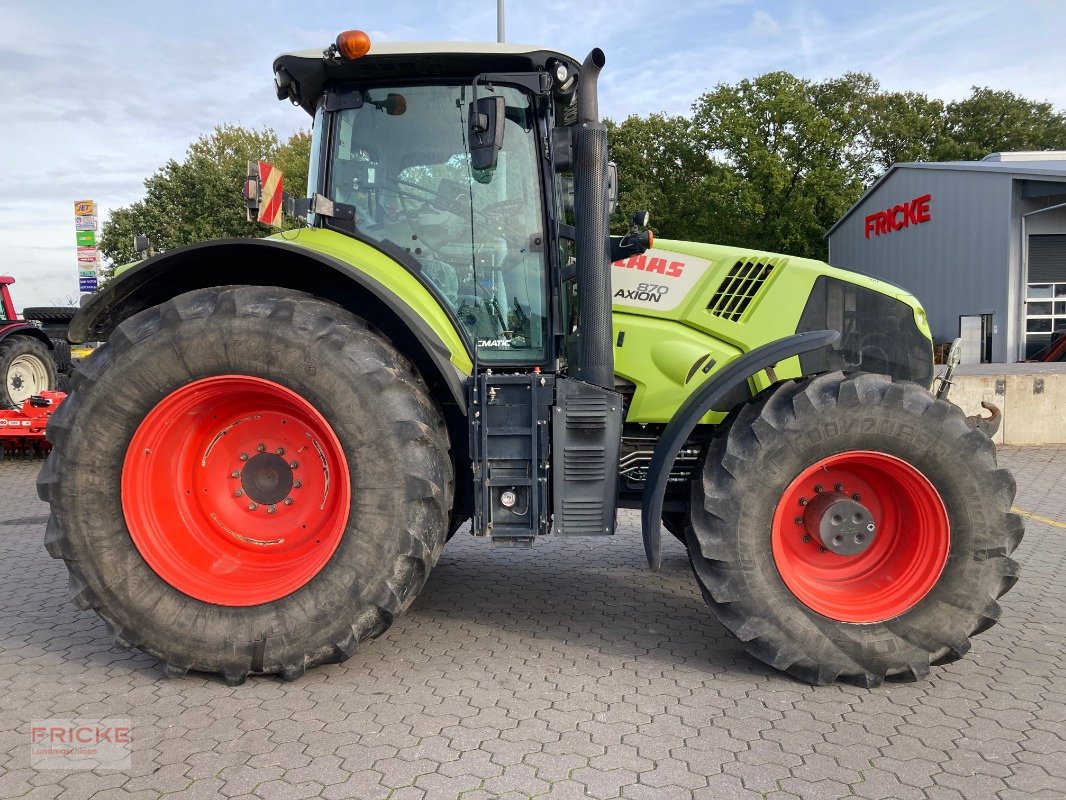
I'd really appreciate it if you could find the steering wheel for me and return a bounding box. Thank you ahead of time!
[389,179,529,254]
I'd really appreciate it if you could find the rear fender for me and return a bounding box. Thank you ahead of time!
[70,237,472,410]
[0,323,53,349]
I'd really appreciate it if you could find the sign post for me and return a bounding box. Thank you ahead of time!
[74,200,99,293]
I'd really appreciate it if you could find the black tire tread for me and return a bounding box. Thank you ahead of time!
[39,286,452,682]
[688,372,1022,686]
[22,306,78,323]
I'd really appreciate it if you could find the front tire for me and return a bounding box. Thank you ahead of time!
[689,372,1023,686]
[39,286,452,683]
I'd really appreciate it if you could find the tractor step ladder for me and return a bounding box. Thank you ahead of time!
[469,373,553,546]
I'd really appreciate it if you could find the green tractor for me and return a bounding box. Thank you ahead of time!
[40,33,1022,686]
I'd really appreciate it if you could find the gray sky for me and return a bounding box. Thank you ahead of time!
[2,0,1065,308]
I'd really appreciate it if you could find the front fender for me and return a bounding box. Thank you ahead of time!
[641,329,840,571]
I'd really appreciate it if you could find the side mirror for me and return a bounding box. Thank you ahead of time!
[468,95,506,171]
[551,127,573,172]
[369,93,407,116]
[560,176,575,214]
[133,234,152,257]
[607,161,619,214]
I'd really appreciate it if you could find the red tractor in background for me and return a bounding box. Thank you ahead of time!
[0,276,69,409]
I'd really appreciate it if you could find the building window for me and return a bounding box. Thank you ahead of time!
[1025,282,1066,358]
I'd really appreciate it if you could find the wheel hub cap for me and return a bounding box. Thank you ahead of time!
[804,492,876,556]
[241,452,294,505]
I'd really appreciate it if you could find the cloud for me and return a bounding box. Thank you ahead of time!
[752,10,782,35]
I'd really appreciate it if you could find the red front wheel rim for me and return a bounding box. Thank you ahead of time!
[122,376,351,606]
[771,451,950,623]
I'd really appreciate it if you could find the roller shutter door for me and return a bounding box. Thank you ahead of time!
[1025,235,1066,358]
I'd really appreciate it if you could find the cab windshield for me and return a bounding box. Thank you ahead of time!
[327,83,547,364]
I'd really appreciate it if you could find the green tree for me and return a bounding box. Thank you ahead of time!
[865,90,948,170]
[689,71,874,258]
[606,114,715,239]
[933,87,1066,161]
[98,125,311,269]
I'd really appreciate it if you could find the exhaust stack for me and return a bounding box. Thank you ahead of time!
[571,48,613,390]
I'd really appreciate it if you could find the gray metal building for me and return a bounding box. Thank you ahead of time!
[826,152,1066,363]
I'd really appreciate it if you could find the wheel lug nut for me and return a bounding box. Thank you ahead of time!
[276,447,285,455]
[802,534,812,543]
[268,505,276,514]
[239,453,249,461]
[231,470,241,478]
[257,443,266,453]
[248,502,258,511]
[293,480,302,489]
[814,484,823,493]
[835,483,844,492]
[284,498,294,506]
[234,489,244,497]
[853,493,861,502]
[799,498,808,506]
[794,517,803,525]
[290,461,299,469]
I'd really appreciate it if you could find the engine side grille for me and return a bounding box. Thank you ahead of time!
[563,447,607,481]
[560,499,603,535]
[565,395,607,428]
[707,258,779,321]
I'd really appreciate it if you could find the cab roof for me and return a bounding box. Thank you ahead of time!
[273,40,580,115]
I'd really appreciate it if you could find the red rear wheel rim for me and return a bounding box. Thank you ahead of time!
[770,451,949,623]
[122,376,351,606]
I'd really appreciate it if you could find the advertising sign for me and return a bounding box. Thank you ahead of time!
[75,200,98,293]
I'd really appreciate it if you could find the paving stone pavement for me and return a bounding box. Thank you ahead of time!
[0,446,1063,799]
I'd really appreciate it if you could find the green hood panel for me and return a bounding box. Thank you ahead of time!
[611,238,932,424]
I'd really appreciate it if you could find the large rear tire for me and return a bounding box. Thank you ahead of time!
[39,286,452,683]
[689,372,1023,686]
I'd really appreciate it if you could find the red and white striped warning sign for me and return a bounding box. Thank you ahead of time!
[257,161,284,228]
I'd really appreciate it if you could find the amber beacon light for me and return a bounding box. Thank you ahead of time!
[336,30,372,60]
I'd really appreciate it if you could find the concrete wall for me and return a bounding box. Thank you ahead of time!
[829,167,1013,361]
[942,365,1066,445]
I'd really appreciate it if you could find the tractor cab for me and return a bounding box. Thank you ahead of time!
[273,35,624,544]
[274,40,587,368]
